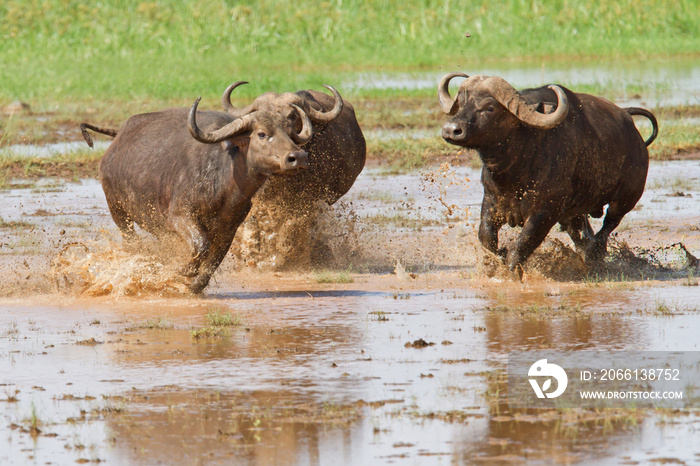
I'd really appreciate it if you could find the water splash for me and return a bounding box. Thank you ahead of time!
[230,198,363,271]
[480,237,697,282]
[50,241,190,297]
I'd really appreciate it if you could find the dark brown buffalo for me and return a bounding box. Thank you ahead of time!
[221,82,366,211]
[81,98,313,293]
[439,72,658,279]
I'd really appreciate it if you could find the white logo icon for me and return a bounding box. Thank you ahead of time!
[528,359,568,398]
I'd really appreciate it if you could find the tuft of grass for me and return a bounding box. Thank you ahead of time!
[683,270,699,287]
[190,306,241,340]
[125,315,174,331]
[0,217,34,230]
[141,316,174,330]
[314,270,354,284]
[368,310,389,321]
[190,326,226,340]
[487,302,582,315]
[27,402,41,437]
[651,298,676,316]
[2,320,20,338]
[205,307,242,327]
[3,390,19,403]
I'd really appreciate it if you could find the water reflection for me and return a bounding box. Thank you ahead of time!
[2,282,700,463]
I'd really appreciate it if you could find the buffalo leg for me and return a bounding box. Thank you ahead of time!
[585,202,629,262]
[562,215,593,252]
[171,217,210,278]
[183,209,249,294]
[188,231,237,294]
[508,211,559,280]
[107,202,137,242]
[582,216,595,242]
[478,196,506,258]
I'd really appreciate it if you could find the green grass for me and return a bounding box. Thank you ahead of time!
[0,217,34,229]
[205,307,242,327]
[1,0,698,103]
[190,306,241,340]
[314,270,354,284]
[367,136,464,170]
[0,148,102,181]
[0,1,698,175]
[123,315,174,331]
[141,316,174,330]
[190,326,227,340]
[649,122,700,159]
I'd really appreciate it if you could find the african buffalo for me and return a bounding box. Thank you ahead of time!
[439,72,658,279]
[81,98,313,293]
[220,82,366,211]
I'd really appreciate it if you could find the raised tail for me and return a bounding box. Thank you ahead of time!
[625,108,658,147]
[79,123,118,148]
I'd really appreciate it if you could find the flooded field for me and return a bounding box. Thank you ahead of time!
[1,155,700,464]
[346,57,700,108]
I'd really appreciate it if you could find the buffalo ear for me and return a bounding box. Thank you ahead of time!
[220,140,233,151]
[221,136,249,154]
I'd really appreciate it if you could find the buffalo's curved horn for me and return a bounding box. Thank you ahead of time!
[305,85,344,123]
[188,97,255,143]
[486,77,569,129]
[221,81,257,119]
[438,72,469,115]
[291,104,313,145]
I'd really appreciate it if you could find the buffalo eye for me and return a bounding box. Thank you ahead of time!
[257,132,267,140]
[486,106,494,112]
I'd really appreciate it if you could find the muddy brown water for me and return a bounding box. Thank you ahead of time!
[1,161,700,464]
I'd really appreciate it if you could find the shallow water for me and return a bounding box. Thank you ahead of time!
[0,141,110,158]
[2,283,700,464]
[345,57,700,107]
[1,160,700,464]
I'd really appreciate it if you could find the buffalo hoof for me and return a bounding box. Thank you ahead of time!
[177,263,200,278]
[584,241,607,264]
[508,264,524,282]
[187,274,212,294]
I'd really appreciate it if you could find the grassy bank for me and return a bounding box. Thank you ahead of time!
[1,97,698,179]
[1,0,698,174]
[1,0,698,102]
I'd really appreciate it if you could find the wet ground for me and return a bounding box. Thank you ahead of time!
[1,155,700,464]
[346,56,700,108]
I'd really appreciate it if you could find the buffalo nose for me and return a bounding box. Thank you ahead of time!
[442,121,464,141]
[284,150,308,170]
